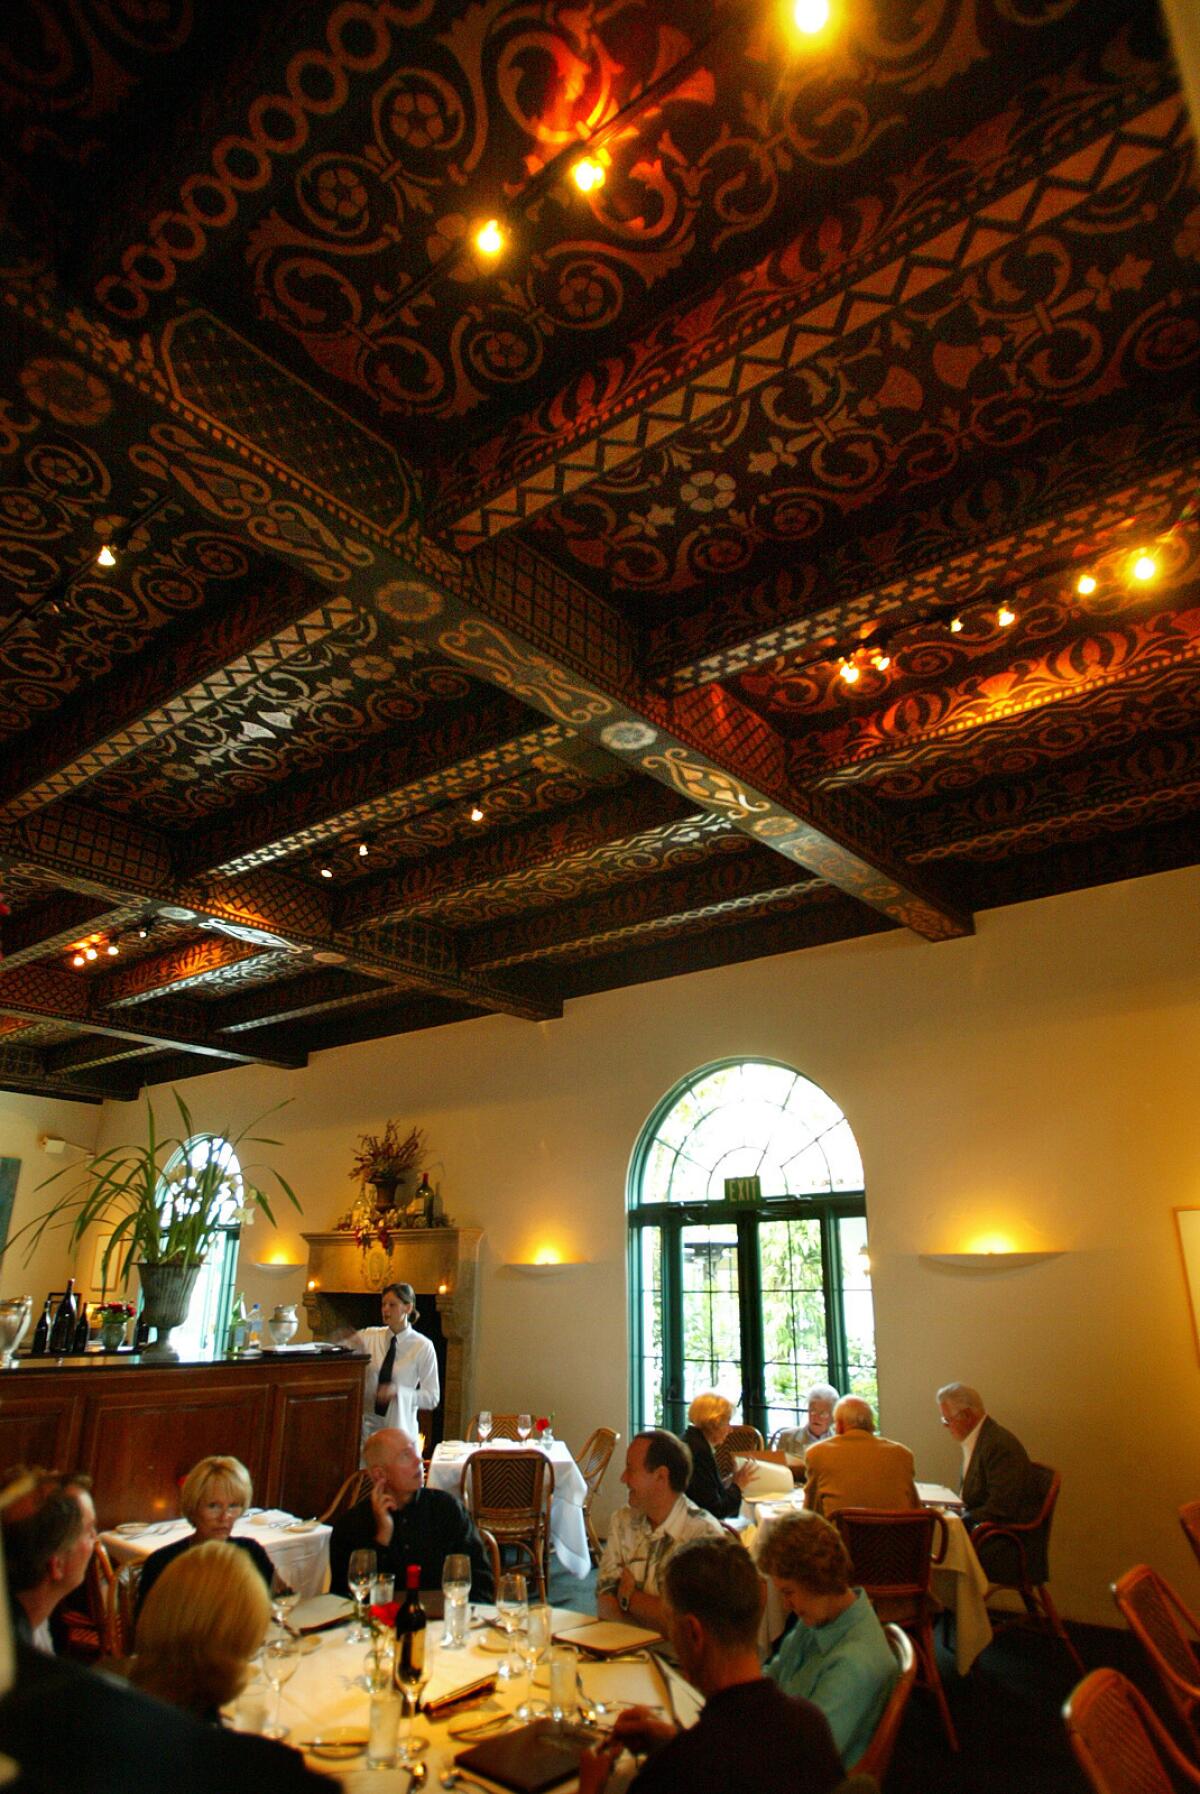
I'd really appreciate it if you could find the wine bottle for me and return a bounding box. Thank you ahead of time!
[48,1279,77,1354]
[71,1301,90,1354]
[133,1311,151,1351]
[394,1563,426,1687]
[30,1297,51,1356]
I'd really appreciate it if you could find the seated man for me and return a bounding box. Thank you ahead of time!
[0,1468,96,1653]
[803,1398,919,1518]
[936,1382,1041,1579]
[759,1510,898,1767]
[776,1383,840,1464]
[579,1535,844,1794]
[329,1426,493,1600]
[596,1431,722,1633]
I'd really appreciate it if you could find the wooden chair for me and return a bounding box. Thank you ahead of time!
[714,1424,765,1481]
[114,1560,142,1654]
[575,1427,618,1565]
[973,1462,1084,1674]
[57,1540,118,1663]
[1064,1666,1200,1793]
[467,1414,525,1442]
[1181,1500,1200,1574]
[1111,1563,1200,1755]
[320,1467,372,1523]
[479,1526,502,1593]
[834,1507,958,1751]
[849,1623,917,1786]
[461,1450,555,1601]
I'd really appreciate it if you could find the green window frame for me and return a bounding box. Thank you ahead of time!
[628,1059,876,1439]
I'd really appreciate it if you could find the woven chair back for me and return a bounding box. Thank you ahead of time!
[1065,1668,1191,1794]
[1113,1565,1200,1752]
[468,1414,525,1441]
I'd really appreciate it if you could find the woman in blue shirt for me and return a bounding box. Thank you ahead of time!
[758,1511,897,1769]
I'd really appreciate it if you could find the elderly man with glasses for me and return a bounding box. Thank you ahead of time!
[936,1382,1041,1580]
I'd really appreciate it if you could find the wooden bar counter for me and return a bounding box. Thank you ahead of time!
[0,1347,366,1528]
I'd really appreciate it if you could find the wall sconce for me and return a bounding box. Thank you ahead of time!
[253,1259,305,1276]
[919,1250,1065,1273]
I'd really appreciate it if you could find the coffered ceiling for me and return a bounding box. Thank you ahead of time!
[0,0,1197,1102]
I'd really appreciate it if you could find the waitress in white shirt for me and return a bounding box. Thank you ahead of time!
[360,1282,440,1450]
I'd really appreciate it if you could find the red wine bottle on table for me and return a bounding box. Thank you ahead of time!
[48,1279,77,1354]
[71,1302,90,1354]
[394,1563,427,1688]
[31,1297,51,1356]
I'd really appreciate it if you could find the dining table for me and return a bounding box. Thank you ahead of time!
[744,1484,993,1676]
[228,1606,684,1791]
[426,1438,593,1580]
[100,1507,333,1599]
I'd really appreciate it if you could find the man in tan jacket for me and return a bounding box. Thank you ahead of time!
[802,1397,919,1517]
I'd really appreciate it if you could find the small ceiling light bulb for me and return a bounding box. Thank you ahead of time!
[357,840,369,858]
[871,650,891,672]
[475,219,505,258]
[469,803,485,823]
[1076,572,1097,597]
[85,946,98,961]
[319,865,334,879]
[838,658,861,685]
[793,0,832,34]
[96,544,117,568]
[571,157,605,195]
[106,943,119,956]
[997,604,1017,628]
[1131,551,1158,583]
[138,927,148,938]
[71,953,85,968]
[949,615,963,634]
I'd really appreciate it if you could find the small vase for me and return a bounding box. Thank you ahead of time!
[99,1318,127,1352]
[137,1262,201,1360]
[266,1303,299,1348]
[0,1297,31,1368]
[369,1179,398,1217]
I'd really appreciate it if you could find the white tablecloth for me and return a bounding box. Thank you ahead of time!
[746,1492,993,1676]
[229,1608,667,1790]
[101,1510,332,1599]
[429,1440,592,1580]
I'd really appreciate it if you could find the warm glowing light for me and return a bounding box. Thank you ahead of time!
[871,650,891,672]
[1131,551,1159,583]
[96,544,117,568]
[307,1277,319,1291]
[1076,572,1097,596]
[106,943,119,956]
[964,1230,1020,1256]
[319,866,334,879]
[996,604,1016,628]
[534,1246,562,1266]
[475,219,505,258]
[838,658,860,685]
[949,615,963,634]
[469,803,484,823]
[71,953,85,968]
[357,840,369,858]
[571,157,606,195]
[85,946,98,961]
[437,1280,450,1295]
[792,0,831,34]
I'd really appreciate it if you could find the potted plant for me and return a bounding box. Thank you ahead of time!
[8,1092,300,1359]
[349,1120,425,1215]
[96,1300,135,1352]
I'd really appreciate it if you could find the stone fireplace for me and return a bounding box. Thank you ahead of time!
[301,1228,482,1443]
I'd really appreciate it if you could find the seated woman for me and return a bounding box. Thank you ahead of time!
[682,1393,754,1520]
[134,1455,274,1624]
[758,1510,898,1769]
[128,1540,271,1723]
[776,1383,840,1464]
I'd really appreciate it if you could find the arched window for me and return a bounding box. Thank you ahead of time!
[160,1134,244,1359]
[629,1059,875,1438]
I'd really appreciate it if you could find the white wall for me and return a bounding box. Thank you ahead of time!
[5,865,1199,1623]
[0,1092,103,1328]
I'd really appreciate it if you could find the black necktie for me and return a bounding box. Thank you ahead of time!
[374,1333,397,1416]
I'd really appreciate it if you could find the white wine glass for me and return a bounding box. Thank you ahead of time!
[261,1631,301,1738]
[495,1571,528,1681]
[515,1601,552,1719]
[476,1410,493,1443]
[347,1547,376,1643]
[271,1585,300,1631]
[396,1625,435,1764]
[516,1413,532,1442]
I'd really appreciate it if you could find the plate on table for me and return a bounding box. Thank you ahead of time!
[115,1523,148,1536]
[475,1629,513,1654]
[302,1725,367,1761]
[286,1518,320,1533]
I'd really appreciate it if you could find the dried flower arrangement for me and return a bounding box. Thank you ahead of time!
[349,1120,425,1188]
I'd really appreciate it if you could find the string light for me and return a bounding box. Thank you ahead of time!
[1076,573,1097,596]
[474,219,505,258]
[996,604,1017,629]
[1131,551,1159,583]
[571,157,606,194]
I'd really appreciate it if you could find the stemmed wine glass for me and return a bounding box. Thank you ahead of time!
[516,1413,532,1442]
[495,1571,528,1682]
[347,1547,377,1643]
[271,1584,300,1632]
[515,1601,552,1719]
[442,1552,472,1649]
[396,1625,435,1764]
[476,1410,493,1443]
[261,1630,301,1739]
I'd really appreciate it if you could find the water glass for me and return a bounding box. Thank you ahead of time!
[367,1689,402,1769]
[443,1590,469,1648]
[347,1547,376,1643]
[548,1646,577,1723]
[515,1603,552,1720]
[370,1572,395,1607]
[495,1571,528,1681]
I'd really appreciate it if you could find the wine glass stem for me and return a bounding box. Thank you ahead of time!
[275,1681,284,1734]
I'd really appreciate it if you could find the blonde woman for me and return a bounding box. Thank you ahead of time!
[129,1540,271,1722]
[683,1393,754,1520]
[134,1454,273,1623]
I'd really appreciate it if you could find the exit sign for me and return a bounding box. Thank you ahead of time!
[724,1176,761,1205]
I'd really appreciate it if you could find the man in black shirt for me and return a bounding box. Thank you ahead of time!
[329,1428,493,1600]
[579,1536,843,1794]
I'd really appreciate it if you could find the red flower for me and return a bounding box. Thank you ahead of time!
[534,1417,549,1434]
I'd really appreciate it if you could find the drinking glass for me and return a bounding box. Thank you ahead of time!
[547,1645,577,1725]
[367,1688,402,1769]
[370,1572,395,1607]
[442,1552,471,1650]
[516,1413,532,1442]
[271,1586,300,1631]
[495,1571,528,1681]
[476,1410,493,1443]
[261,1632,301,1738]
[515,1602,552,1720]
[347,1547,376,1643]
[396,1626,435,1764]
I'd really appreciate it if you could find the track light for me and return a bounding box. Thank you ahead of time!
[871,649,891,673]
[996,604,1017,629]
[838,659,860,686]
[1131,551,1159,583]
[319,866,334,880]
[96,544,117,568]
[1076,573,1097,597]
[106,943,119,957]
[571,157,605,194]
[469,803,485,823]
[949,616,963,634]
[475,219,505,258]
[357,839,370,859]
[71,953,85,968]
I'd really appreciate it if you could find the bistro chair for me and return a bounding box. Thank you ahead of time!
[835,1507,958,1751]
[575,1427,618,1565]
[479,1526,502,1593]
[57,1540,119,1663]
[1180,1500,1200,1574]
[1111,1563,1200,1756]
[467,1414,525,1441]
[320,1467,372,1523]
[973,1462,1084,1674]
[1064,1666,1200,1793]
[849,1622,917,1786]
[714,1424,766,1481]
[461,1449,555,1602]
[114,1560,142,1654]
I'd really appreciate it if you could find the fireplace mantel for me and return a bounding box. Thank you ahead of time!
[301,1228,482,1440]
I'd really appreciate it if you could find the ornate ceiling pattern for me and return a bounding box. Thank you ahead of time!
[0,0,1196,1101]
